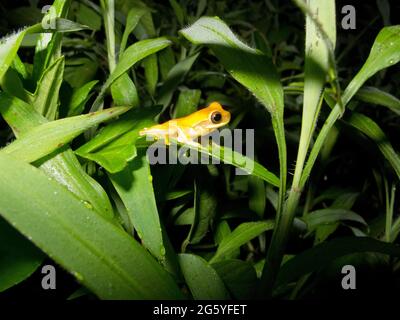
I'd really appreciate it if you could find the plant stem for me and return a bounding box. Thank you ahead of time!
[100,0,116,73]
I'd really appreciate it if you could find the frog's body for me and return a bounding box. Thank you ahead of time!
[139,102,231,146]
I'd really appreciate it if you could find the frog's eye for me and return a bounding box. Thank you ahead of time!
[211,111,222,124]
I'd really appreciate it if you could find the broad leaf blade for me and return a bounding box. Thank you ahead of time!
[178,253,230,300]
[0,153,183,299]
[210,221,274,263]
[0,93,114,220]
[91,37,172,111]
[76,107,159,173]
[109,150,165,261]
[1,107,130,163]
[302,208,367,232]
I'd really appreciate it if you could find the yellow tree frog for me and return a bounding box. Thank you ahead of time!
[139,102,231,146]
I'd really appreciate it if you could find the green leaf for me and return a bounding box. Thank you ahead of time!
[111,73,140,107]
[302,208,367,232]
[185,183,217,246]
[76,107,159,173]
[120,7,147,56]
[0,16,84,81]
[165,189,193,201]
[64,57,99,88]
[210,221,274,263]
[0,26,36,81]
[157,53,200,108]
[33,0,70,81]
[0,93,114,220]
[0,218,44,292]
[356,86,400,115]
[0,153,183,299]
[277,237,400,287]
[173,89,201,118]
[302,25,400,186]
[292,0,336,188]
[109,150,165,261]
[31,56,65,120]
[169,0,185,26]
[180,17,283,115]
[248,175,266,218]
[75,3,102,31]
[159,47,175,80]
[180,15,286,219]
[346,112,400,179]
[54,18,91,32]
[91,37,172,111]
[214,221,239,259]
[67,80,99,116]
[163,140,280,187]
[0,68,29,101]
[1,106,130,164]
[211,259,257,299]
[178,253,230,299]
[143,53,158,96]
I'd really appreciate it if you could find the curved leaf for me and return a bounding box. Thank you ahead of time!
[109,150,165,261]
[302,208,367,232]
[178,253,230,299]
[0,153,183,299]
[91,37,172,111]
[1,106,130,163]
[210,221,274,263]
[302,25,400,186]
[346,112,400,178]
[180,15,286,230]
[0,93,114,220]
[356,86,400,115]
[277,237,400,286]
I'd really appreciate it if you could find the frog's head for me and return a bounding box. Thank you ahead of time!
[203,102,231,129]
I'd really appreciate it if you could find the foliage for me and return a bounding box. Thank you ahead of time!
[0,0,399,300]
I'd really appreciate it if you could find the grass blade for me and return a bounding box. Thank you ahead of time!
[109,150,165,261]
[346,112,400,178]
[210,221,274,263]
[356,86,400,115]
[1,106,130,163]
[0,153,183,299]
[0,93,114,220]
[91,37,172,112]
[302,25,400,187]
[302,208,367,232]
[277,236,400,287]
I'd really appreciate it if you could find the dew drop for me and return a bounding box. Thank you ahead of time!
[81,200,93,210]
